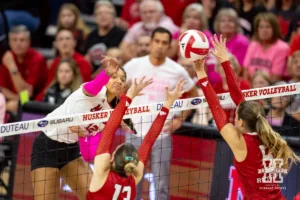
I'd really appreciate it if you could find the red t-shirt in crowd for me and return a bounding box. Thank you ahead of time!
[0,48,47,98]
[35,52,91,101]
[290,34,300,55]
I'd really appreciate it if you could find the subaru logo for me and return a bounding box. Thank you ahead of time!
[37,120,48,127]
[191,98,202,105]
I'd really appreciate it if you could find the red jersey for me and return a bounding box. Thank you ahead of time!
[87,171,136,200]
[0,48,47,98]
[234,133,285,200]
[35,52,91,101]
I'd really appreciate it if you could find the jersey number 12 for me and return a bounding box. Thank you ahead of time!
[113,184,131,200]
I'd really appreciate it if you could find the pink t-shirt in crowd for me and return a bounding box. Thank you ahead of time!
[0,93,5,124]
[225,33,249,66]
[243,39,290,77]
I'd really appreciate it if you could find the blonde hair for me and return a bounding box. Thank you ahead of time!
[213,8,241,34]
[124,163,138,176]
[251,70,271,87]
[58,3,90,38]
[237,101,300,169]
[183,3,208,30]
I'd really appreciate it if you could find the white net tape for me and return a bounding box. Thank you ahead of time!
[0,83,299,137]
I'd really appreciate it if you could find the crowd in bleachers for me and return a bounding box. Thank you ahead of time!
[0,0,299,133]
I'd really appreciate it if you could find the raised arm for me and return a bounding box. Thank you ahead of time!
[135,79,187,183]
[83,56,119,96]
[210,35,245,106]
[94,77,153,173]
[193,58,246,160]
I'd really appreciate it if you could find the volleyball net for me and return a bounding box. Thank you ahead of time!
[0,82,299,200]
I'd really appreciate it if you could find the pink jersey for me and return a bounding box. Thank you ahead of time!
[234,133,285,200]
[87,171,136,200]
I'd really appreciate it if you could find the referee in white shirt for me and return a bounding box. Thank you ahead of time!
[123,27,198,200]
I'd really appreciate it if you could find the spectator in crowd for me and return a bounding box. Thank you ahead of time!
[289,34,300,56]
[214,8,249,66]
[272,0,297,41]
[287,50,300,121]
[251,70,272,89]
[36,28,91,101]
[0,25,47,112]
[120,0,179,61]
[106,47,124,67]
[198,0,222,32]
[0,93,5,124]
[123,27,198,200]
[266,81,299,136]
[251,70,271,110]
[213,53,251,123]
[120,0,197,28]
[170,3,212,59]
[243,12,290,83]
[234,0,266,37]
[120,0,141,28]
[55,3,90,54]
[84,0,126,75]
[136,35,151,57]
[286,6,300,42]
[43,58,82,105]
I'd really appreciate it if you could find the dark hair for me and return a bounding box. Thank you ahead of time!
[151,27,172,44]
[237,101,299,168]
[56,28,75,39]
[112,143,139,177]
[118,67,127,80]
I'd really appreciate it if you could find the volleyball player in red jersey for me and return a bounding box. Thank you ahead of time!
[193,34,300,200]
[86,76,187,200]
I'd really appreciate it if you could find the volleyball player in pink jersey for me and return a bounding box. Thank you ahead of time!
[193,35,299,200]
[86,78,187,200]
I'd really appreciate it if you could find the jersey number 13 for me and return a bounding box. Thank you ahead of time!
[113,184,131,200]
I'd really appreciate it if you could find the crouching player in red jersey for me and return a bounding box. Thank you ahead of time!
[86,77,187,200]
[193,34,300,200]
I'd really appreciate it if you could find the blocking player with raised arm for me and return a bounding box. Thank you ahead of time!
[87,78,187,200]
[193,35,299,199]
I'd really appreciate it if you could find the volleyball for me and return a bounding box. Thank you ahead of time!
[178,30,210,61]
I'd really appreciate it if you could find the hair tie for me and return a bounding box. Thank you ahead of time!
[257,114,262,119]
[125,156,133,161]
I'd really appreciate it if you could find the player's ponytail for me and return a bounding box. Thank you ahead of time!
[237,101,300,169]
[256,115,300,169]
[124,162,138,176]
[113,143,139,177]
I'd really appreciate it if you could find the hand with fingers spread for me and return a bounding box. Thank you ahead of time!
[101,55,119,76]
[210,34,229,63]
[164,79,187,109]
[126,76,153,99]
